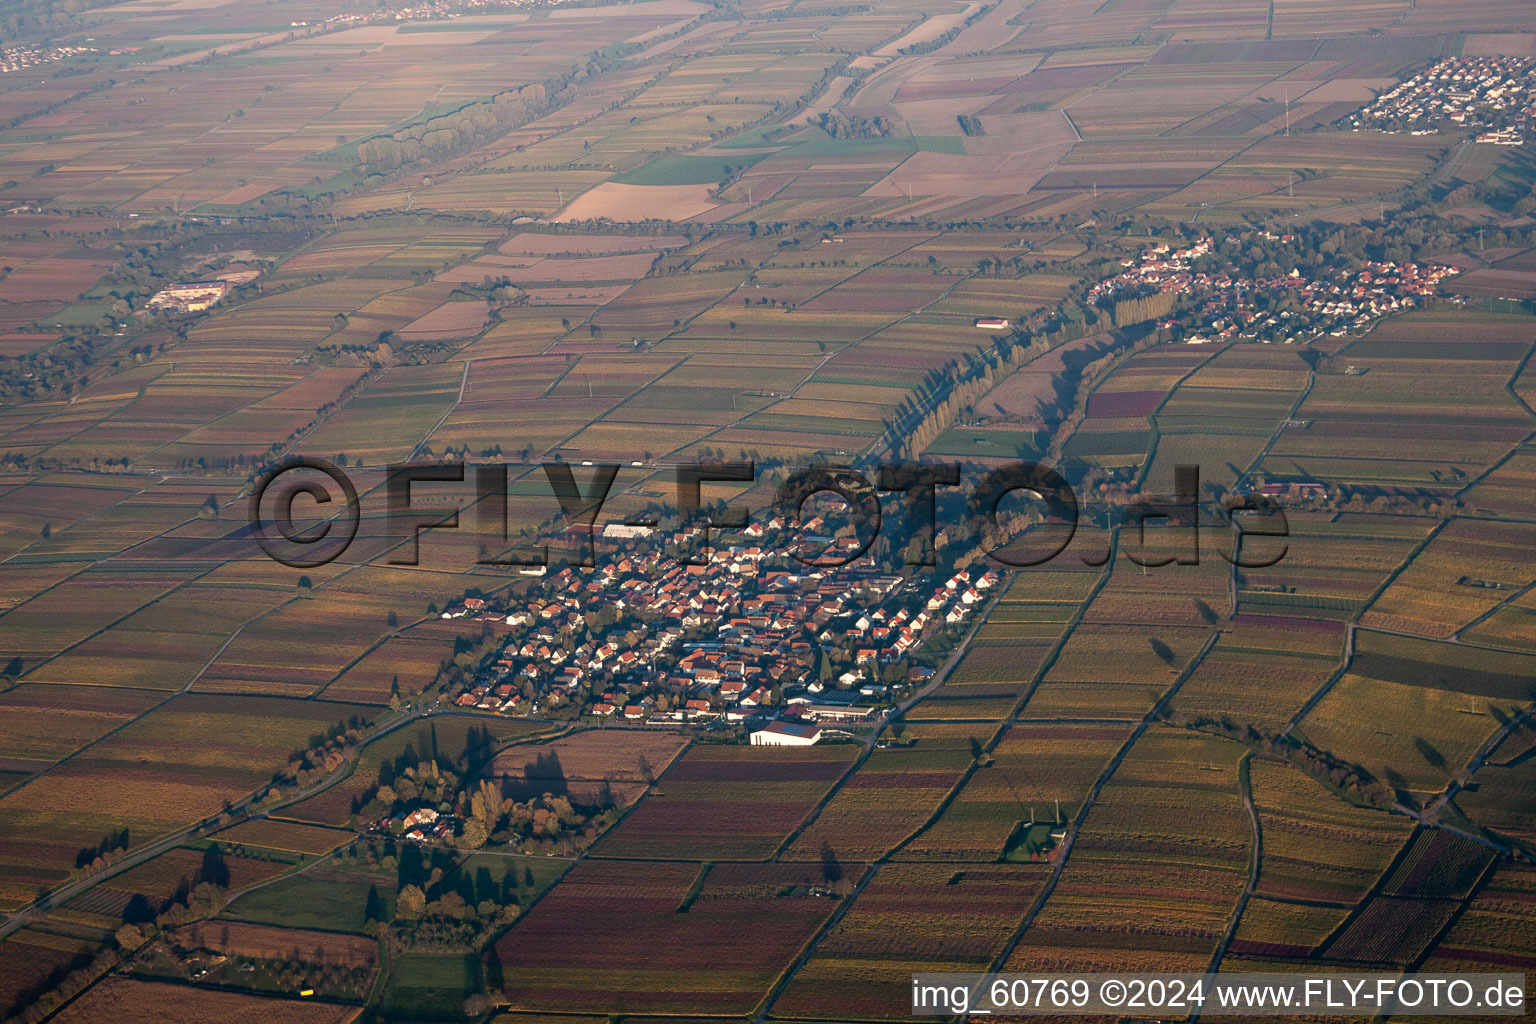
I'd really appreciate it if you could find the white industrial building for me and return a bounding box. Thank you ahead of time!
[750,720,822,746]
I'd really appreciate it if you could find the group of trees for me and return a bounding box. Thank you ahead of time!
[813,111,890,139]
[355,84,549,178]
[887,334,1050,459]
[364,723,617,858]
[1164,711,1399,809]
[18,847,203,1016]
[1,0,114,41]
[73,827,130,871]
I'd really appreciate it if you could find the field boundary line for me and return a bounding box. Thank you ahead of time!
[1344,513,1450,632]
[410,358,471,461]
[886,545,1115,861]
[1499,337,1536,420]
[1421,703,1535,821]
[979,626,1222,990]
[752,861,880,1023]
[1232,366,1315,493]
[1133,339,1234,491]
[0,699,436,943]
[1200,750,1261,1000]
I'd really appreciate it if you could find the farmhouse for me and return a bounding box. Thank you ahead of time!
[973,316,1011,330]
[750,720,822,746]
[401,807,439,828]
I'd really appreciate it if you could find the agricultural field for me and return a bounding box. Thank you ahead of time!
[1144,344,1312,492]
[1238,513,1437,621]
[1455,731,1536,850]
[0,927,99,1018]
[50,977,361,1024]
[1360,519,1536,640]
[492,729,689,807]
[782,743,972,862]
[1247,759,1413,906]
[1171,617,1344,729]
[220,863,391,935]
[0,694,371,907]
[1421,862,1536,982]
[898,721,1133,862]
[1022,622,1210,720]
[1229,898,1353,960]
[591,744,857,860]
[1294,662,1516,797]
[1260,313,1535,490]
[1005,728,1250,973]
[492,860,841,1015]
[773,863,1047,1019]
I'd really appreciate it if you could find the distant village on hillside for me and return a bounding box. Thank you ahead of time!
[1346,56,1535,145]
[0,42,97,74]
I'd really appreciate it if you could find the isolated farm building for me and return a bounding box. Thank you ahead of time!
[973,316,1011,330]
[751,720,822,746]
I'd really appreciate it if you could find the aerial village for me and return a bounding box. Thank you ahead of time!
[1088,233,1461,344]
[0,42,98,74]
[1347,55,1535,145]
[444,516,999,746]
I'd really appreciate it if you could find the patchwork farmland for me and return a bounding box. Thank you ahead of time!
[0,0,1534,1019]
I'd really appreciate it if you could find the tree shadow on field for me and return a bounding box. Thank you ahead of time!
[500,750,568,802]
[1414,736,1448,774]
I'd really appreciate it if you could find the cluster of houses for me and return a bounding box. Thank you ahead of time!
[1347,57,1534,144]
[1089,233,1459,344]
[287,0,577,30]
[379,806,454,843]
[446,528,998,734]
[0,43,97,74]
